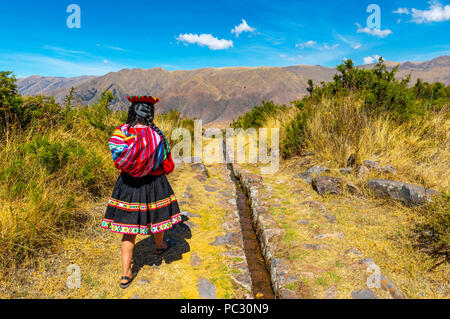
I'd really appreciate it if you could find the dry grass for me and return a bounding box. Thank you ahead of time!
[240,160,449,298]
[0,110,183,278]
[305,96,450,191]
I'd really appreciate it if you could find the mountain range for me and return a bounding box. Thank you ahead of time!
[16,55,450,124]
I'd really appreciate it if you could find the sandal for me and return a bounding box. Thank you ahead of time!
[155,240,172,255]
[119,275,135,289]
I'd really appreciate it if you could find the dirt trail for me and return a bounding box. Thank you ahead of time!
[4,161,259,299]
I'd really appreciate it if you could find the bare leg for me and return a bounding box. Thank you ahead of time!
[154,231,167,250]
[121,234,136,283]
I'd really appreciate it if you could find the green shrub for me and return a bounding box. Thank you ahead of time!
[232,100,287,129]
[282,110,309,159]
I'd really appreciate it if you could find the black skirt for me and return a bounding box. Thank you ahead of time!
[101,172,181,235]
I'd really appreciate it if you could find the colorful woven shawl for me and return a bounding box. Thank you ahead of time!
[109,124,169,177]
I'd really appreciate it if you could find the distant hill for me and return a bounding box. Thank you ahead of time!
[16,56,450,123]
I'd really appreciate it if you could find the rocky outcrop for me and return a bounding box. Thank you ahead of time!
[312,176,344,195]
[367,179,438,206]
[295,166,330,184]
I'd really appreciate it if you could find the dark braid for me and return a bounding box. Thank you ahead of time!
[126,102,170,152]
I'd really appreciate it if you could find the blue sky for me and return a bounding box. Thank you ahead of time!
[0,0,449,77]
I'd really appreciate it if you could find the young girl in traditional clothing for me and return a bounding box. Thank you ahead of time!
[101,96,181,289]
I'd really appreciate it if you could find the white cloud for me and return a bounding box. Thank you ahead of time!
[231,19,256,37]
[295,40,317,49]
[105,45,128,52]
[336,34,362,50]
[356,23,393,37]
[393,8,410,15]
[393,1,450,24]
[176,33,233,50]
[279,53,302,62]
[411,1,450,23]
[43,45,89,56]
[363,54,382,64]
[323,43,340,50]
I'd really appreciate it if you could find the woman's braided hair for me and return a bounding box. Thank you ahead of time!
[126,102,170,151]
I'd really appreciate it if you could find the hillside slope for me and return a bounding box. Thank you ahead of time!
[16,56,450,123]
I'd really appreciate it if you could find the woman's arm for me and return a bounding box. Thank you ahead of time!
[161,152,175,175]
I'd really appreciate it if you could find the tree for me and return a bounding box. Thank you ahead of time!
[306,79,314,97]
[0,71,22,121]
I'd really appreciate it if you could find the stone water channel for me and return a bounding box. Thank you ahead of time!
[227,163,275,299]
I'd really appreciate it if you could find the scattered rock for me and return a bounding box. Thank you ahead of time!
[129,294,140,299]
[312,176,344,195]
[297,220,310,225]
[182,192,193,199]
[181,211,202,218]
[313,232,344,239]
[363,160,381,171]
[359,258,375,265]
[304,244,329,250]
[296,166,330,184]
[197,277,217,299]
[278,288,299,299]
[184,221,198,229]
[437,284,448,297]
[367,179,438,206]
[227,198,237,206]
[209,232,241,248]
[325,214,336,223]
[382,165,397,174]
[356,165,370,179]
[340,167,354,175]
[347,154,357,167]
[345,248,362,255]
[302,200,326,212]
[204,185,219,192]
[137,278,150,285]
[351,289,378,299]
[380,274,406,299]
[191,159,209,178]
[194,174,207,182]
[323,286,337,299]
[219,190,231,197]
[278,214,286,219]
[347,182,362,195]
[190,252,203,267]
